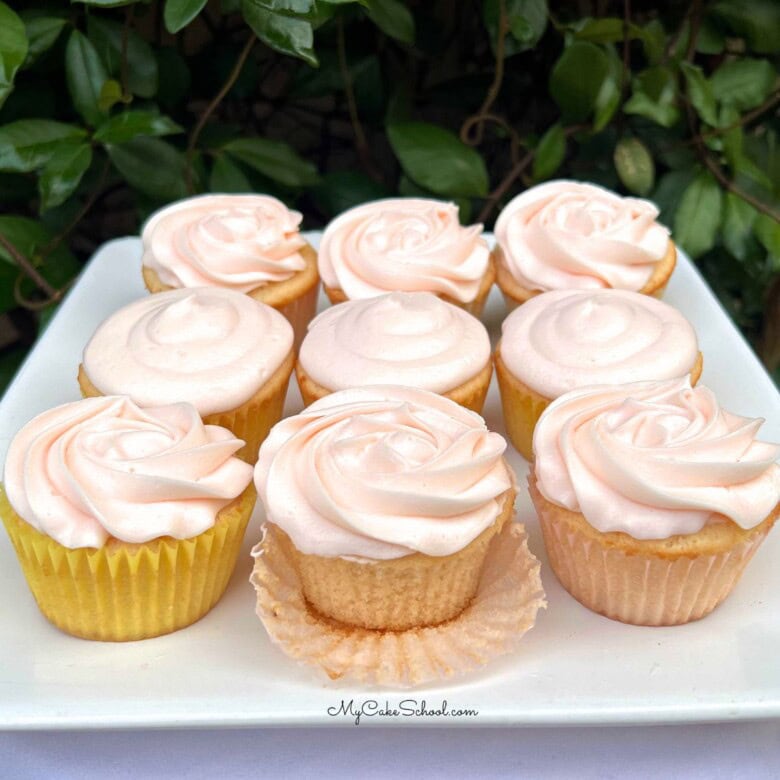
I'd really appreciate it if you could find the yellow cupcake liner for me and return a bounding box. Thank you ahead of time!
[1,484,256,642]
[78,351,294,465]
[250,520,546,687]
[495,351,549,461]
[273,280,320,352]
[529,477,775,626]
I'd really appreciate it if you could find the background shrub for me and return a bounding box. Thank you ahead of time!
[0,0,778,388]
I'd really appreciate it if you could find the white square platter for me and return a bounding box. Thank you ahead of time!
[1,232,779,729]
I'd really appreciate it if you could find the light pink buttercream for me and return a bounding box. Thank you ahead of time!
[83,288,293,416]
[499,289,699,398]
[299,292,491,393]
[318,198,490,303]
[3,396,253,549]
[494,180,670,292]
[533,378,780,540]
[254,386,513,559]
[142,194,306,292]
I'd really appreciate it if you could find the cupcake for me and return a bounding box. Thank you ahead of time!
[530,378,780,626]
[78,287,294,463]
[296,292,493,413]
[318,198,494,317]
[140,194,319,347]
[254,386,516,631]
[495,289,702,460]
[1,396,256,641]
[494,180,676,308]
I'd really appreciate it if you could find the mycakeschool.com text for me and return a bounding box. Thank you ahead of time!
[326,699,479,725]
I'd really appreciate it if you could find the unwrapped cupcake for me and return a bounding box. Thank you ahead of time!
[140,194,319,347]
[1,396,256,641]
[250,386,545,686]
[318,198,494,316]
[78,287,294,463]
[530,378,780,626]
[493,180,676,308]
[296,292,492,413]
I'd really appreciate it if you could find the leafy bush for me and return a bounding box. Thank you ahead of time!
[0,0,778,388]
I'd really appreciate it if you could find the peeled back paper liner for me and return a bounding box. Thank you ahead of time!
[250,522,546,688]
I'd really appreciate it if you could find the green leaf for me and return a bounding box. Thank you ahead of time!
[94,111,183,144]
[641,19,666,65]
[483,0,547,57]
[164,0,209,33]
[98,79,124,113]
[256,0,315,10]
[624,66,680,127]
[722,193,757,260]
[653,168,697,226]
[210,154,251,193]
[398,175,473,222]
[73,0,140,5]
[755,213,780,258]
[696,17,726,54]
[614,137,655,196]
[20,12,66,67]
[549,42,609,122]
[573,17,643,44]
[674,172,723,258]
[0,120,86,172]
[387,121,489,198]
[242,1,317,66]
[107,137,188,201]
[680,62,718,126]
[87,17,159,99]
[533,123,566,181]
[365,0,415,44]
[710,0,780,54]
[0,3,28,111]
[223,137,320,187]
[710,58,776,112]
[65,30,108,127]
[593,44,622,132]
[313,170,390,217]
[38,143,92,211]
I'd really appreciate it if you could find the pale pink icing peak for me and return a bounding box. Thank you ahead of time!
[3,396,253,549]
[494,180,670,292]
[499,289,698,398]
[318,198,490,303]
[299,292,490,393]
[83,288,293,416]
[533,378,780,540]
[142,194,306,292]
[254,386,512,559]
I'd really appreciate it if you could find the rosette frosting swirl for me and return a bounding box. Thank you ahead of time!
[318,198,490,303]
[299,292,491,392]
[500,289,699,398]
[254,386,513,559]
[533,379,780,539]
[495,180,670,292]
[142,194,307,292]
[4,396,254,548]
[83,288,293,415]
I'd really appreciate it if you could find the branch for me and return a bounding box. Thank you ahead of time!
[185,33,256,194]
[0,233,58,301]
[336,17,382,183]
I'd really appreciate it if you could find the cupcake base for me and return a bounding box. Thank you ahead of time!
[529,474,779,626]
[1,484,256,642]
[494,241,678,312]
[322,259,496,319]
[78,350,295,464]
[250,519,545,687]
[294,360,494,414]
[495,347,704,462]
[142,242,320,350]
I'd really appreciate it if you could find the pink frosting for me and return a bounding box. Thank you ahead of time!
[499,290,699,398]
[3,396,253,549]
[299,292,491,393]
[494,180,670,292]
[533,378,780,539]
[254,386,513,559]
[83,288,293,416]
[142,194,307,292]
[318,198,490,303]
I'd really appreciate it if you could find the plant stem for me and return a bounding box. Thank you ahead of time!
[185,33,256,194]
[0,233,58,300]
